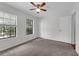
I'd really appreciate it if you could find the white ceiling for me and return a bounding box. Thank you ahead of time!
[4,2,76,18]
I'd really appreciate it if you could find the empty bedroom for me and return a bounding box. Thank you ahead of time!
[0,2,79,56]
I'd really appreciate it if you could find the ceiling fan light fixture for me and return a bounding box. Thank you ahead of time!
[36,8,40,13]
[30,2,46,13]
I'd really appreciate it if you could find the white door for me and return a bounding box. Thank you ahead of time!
[59,16,71,43]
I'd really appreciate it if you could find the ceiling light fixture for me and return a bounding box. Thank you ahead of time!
[36,8,41,13]
[30,2,47,14]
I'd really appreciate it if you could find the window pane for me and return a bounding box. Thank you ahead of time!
[0,25,4,38]
[10,25,16,37]
[4,19,10,25]
[0,18,3,24]
[0,11,16,39]
[4,13,10,19]
[0,18,4,38]
[3,25,11,38]
[10,19,16,25]
[26,19,33,35]
[0,12,3,17]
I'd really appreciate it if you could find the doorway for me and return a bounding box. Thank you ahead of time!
[71,12,76,49]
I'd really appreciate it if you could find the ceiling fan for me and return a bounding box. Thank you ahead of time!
[30,2,47,13]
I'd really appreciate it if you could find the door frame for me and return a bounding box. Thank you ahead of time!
[71,12,76,49]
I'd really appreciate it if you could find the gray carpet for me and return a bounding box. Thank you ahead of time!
[0,38,78,56]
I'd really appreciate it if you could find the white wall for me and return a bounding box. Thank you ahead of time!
[40,12,72,43]
[0,3,39,51]
[39,2,76,44]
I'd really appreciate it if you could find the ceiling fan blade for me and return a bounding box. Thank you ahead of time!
[30,2,36,7]
[40,9,47,11]
[30,8,35,10]
[40,2,46,7]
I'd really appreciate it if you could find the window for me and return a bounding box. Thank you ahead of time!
[0,11,17,39]
[26,19,33,35]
